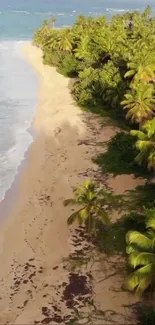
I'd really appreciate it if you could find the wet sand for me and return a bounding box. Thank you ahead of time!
[0,44,143,324]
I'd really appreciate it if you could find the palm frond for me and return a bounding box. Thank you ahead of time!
[129,252,155,268]
[125,70,135,78]
[64,198,79,206]
[146,217,155,231]
[67,208,85,225]
[130,130,147,140]
[96,207,110,225]
[126,231,153,250]
[127,264,155,295]
[79,207,89,222]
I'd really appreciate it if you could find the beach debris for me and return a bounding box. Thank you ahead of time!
[53,265,58,270]
[78,139,90,146]
[54,127,61,136]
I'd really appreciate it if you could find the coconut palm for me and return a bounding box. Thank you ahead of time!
[142,5,152,19]
[47,37,59,50]
[94,30,116,61]
[57,30,73,52]
[131,118,155,170]
[75,15,87,28]
[33,20,51,47]
[74,35,90,59]
[126,209,155,296]
[125,55,155,82]
[50,17,56,28]
[64,180,112,236]
[121,82,155,125]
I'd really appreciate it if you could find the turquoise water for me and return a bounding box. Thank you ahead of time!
[0,0,154,202]
[0,0,154,39]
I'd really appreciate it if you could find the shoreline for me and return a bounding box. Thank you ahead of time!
[0,142,32,221]
[0,40,38,219]
[0,121,37,221]
[0,43,143,324]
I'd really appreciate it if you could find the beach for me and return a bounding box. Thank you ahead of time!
[0,44,144,324]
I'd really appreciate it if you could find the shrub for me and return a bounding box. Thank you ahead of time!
[137,304,155,325]
[72,67,102,106]
[58,55,78,77]
[72,61,128,109]
[43,50,65,67]
[99,61,126,109]
[97,211,146,255]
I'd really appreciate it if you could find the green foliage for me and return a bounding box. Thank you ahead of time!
[72,61,127,108]
[64,179,112,236]
[97,221,127,255]
[72,68,101,106]
[58,54,78,77]
[33,10,155,173]
[131,118,155,170]
[121,82,155,124]
[137,304,155,325]
[98,211,145,255]
[33,20,51,47]
[125,54,155,83]
[94,132,150,177]
[126,208,155,295]
[100,61,127,109]
[64,179,122,236]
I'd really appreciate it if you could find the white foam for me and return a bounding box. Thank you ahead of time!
[35,12,54,16]
[57,13,65,16]
[0,41,38,202]
[106,8,130,13]
[8,10,30,15]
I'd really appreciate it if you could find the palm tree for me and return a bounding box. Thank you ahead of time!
[33,21,53,48]
[126,209,155,296]
[57,30,73,52]
[75,15,87,28]
[64,180,112,236]
[142,5,152,19]
[50,17,56,28]
[121,82,155,125]
[74,35,90,59]
[125,55,155,82]
[47,37,59,50]
[95,29,116,61]
[131,118,155,170]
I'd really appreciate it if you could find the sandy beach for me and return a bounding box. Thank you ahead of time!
[0,44,144,324]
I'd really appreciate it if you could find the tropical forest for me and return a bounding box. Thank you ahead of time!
[33,6,155,324]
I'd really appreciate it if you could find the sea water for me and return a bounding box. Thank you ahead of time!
[0,0,154,203]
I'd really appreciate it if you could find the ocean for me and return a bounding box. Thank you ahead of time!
[0,0,154,203]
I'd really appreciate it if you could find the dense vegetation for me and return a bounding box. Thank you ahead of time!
[34,7,155,324]
[33,6,155,169]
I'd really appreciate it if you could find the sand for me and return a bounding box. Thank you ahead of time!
[0,44,144,324]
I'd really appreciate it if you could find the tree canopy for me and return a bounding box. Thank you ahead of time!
[33,7,155,170]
